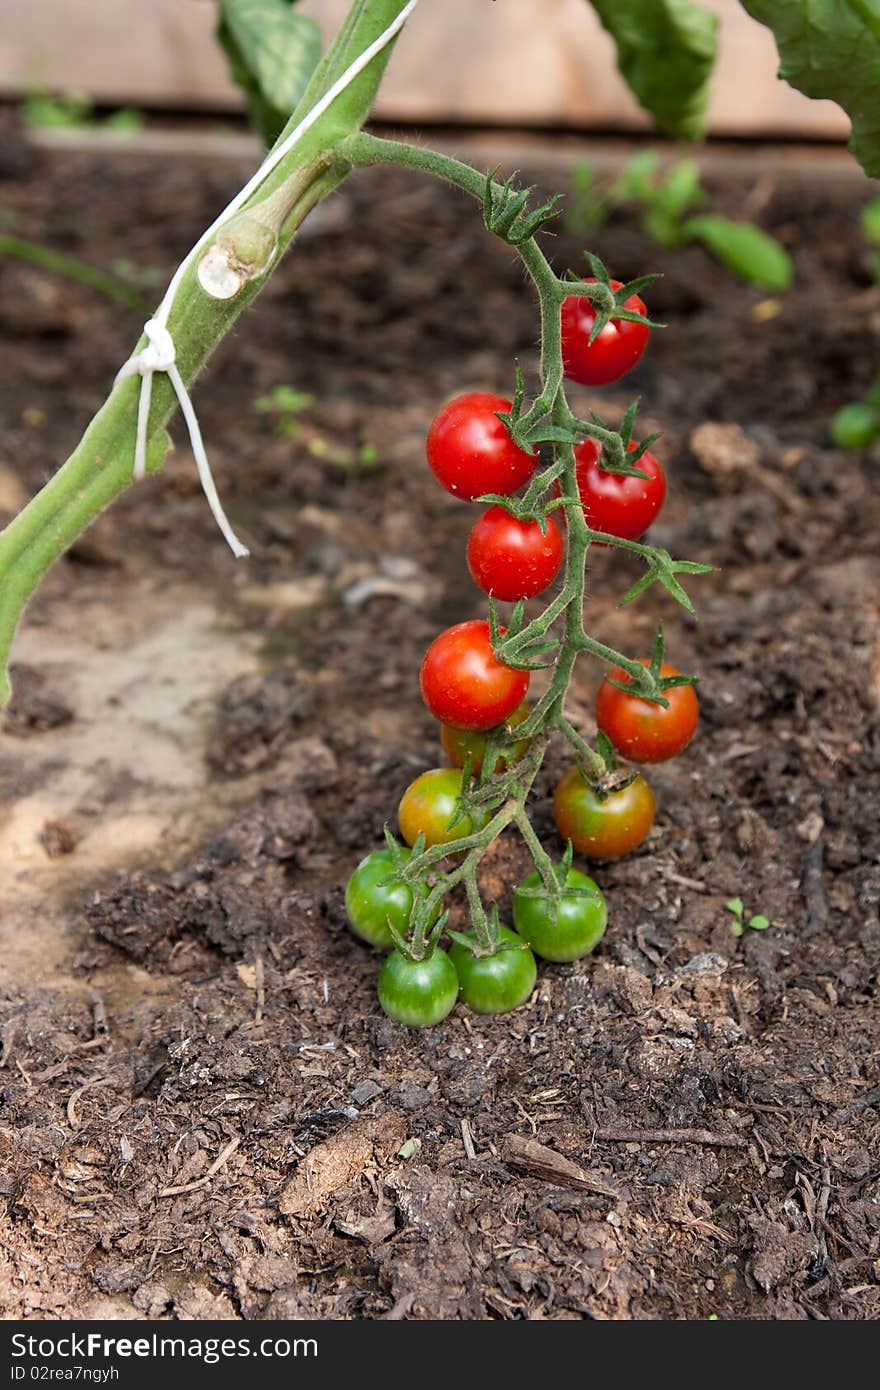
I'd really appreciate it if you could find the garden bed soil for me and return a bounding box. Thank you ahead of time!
[0,122,878,1321]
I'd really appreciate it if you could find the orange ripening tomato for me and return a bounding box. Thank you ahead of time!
[398,768,473,849]
[553,766,655,860]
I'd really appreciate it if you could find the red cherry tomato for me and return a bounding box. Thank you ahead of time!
[561,279,650,387]
[553,766,656,860]
[466,506,564,601]
[421,620,529,732]
[426,393,536,501]
[596,661,699,764]
[573,439,666,541]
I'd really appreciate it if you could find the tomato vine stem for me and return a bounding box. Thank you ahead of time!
[339,131,709,950]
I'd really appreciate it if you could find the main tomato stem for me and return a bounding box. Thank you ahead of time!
[0,0,417,706]
[339,131,709,953]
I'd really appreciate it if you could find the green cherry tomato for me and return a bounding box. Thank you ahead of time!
[377,947,459,1028]
[345,847,425,950]
[512,868,607,962]
[398,768,473,849]
[449,926,537,1015]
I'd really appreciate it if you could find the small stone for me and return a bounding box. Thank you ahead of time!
[712,1015,743,1045]
[351,1080,382,1106]
[680,953,729,977]
[392,1083,432,1112]
[690,422,760,476]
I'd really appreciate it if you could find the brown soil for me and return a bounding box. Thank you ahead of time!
[0,124,879,1321]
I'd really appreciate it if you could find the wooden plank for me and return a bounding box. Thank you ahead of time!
[0,0,849,139]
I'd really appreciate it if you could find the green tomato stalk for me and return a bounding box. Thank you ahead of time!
[335,134,709,963]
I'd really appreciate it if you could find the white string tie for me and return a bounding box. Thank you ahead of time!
[126,317,176,375]
[115,314,250,556]
[114,0,421,558]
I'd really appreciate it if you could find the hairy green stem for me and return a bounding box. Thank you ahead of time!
[0,0,415,705]
[514,810,558,894]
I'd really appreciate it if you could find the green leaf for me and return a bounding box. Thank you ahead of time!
[217,0,322,147]
[741,1,880,178]
[612,150,661,201]
[103,107,144,135]
[748,915,771,931]
[643,205,684,249]
[862,195,880,245]
[22,92,92,130]
[588,0,718,140]
[726,898,744,918]
[682,214,793,290]
[655,159,705,221]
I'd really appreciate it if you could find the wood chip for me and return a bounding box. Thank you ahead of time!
[460,1117,476,1160]
[159,1135,241,1198]
[279,1112,406,1219]
[593,1127,747,1148]
[501,1134,619,1198]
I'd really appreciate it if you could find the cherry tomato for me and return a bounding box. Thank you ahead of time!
[440,701,531,776]
[466,506,564,601]
[421,619,529,732]
[427,392,536,501]
[377,947,459,1028]
[572,439,666,541]
[449,926,537,1015]
[561,279,650,387]
[596,661,699,763]
[512,868,607,962]
[398,768,473,849]
[553,766,656,859]
[345,847,434,950]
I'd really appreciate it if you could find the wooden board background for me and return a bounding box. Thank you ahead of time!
[0,0,848,139]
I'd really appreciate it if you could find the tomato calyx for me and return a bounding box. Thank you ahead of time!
[386,915,448,963]
[482,169,563,246]
[380,824,413,874]
[563,254,663,344]
[588,399,660,480]
[473,490,557,531]
[376,826,448,961]
[493,366,584,456]
[511,842,602,911]
[448,905,528,960]
[617,545,714,613]
[487,597,561,674]
[603,626,698,708]
[383,896,449,964]
[563,730,641,802]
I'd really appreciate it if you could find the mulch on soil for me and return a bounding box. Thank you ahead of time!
[0,123,878,1320]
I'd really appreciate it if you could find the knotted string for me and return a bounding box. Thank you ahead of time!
[114,0,421,558]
